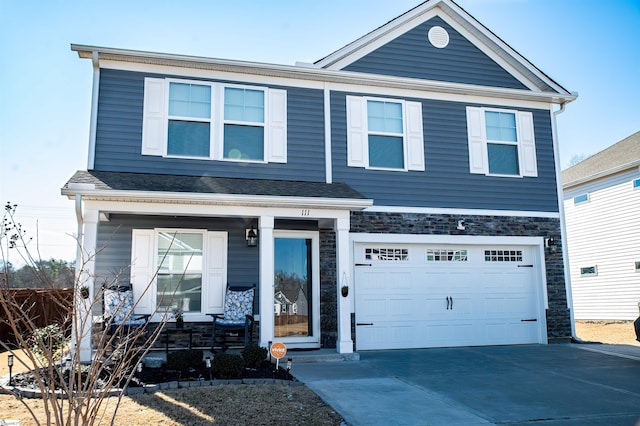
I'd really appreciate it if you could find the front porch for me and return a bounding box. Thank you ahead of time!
[64,170,372,362]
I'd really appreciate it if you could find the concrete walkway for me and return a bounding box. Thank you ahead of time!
[292,344,640,425]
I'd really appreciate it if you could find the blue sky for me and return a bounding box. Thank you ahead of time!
[1,0,639,264]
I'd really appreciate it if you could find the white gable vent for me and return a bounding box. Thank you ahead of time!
[428,26,449,49]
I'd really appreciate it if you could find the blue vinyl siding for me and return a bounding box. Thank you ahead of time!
[94,69,326,182]
[331,92,559,212]
[343,16,527,90]
[94,215,260,314]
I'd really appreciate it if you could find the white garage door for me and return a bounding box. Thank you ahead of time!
[354,243,544,350]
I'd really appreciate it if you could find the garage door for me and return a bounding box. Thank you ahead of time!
[354,243,543,350]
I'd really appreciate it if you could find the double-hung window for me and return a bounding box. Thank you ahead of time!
[466,106,537,177]
[346,95,425,171]
[142,78,287,163]
[223,87,265,161]
[130,229,228,321]
[167,82,212,157]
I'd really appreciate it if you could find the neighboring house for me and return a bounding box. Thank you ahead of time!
[63,0,577,361]
[562,131,640,320]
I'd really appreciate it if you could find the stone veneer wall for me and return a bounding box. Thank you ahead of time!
[319,230,338,348]
[350,211,572,343]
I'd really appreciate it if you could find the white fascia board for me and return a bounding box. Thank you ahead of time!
[314,1,442,69]
[76,46,575,105]
[79,199,353,222]
[61,188,372,210]
[440,1,571,96]
[351,232,545,247]
[365,205,560,219]
[100,60,568,108]
[562,160,640,189]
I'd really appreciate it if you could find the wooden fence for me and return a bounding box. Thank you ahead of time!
[0,288,74,346]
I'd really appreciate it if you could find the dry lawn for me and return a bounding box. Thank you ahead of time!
[574,320,640,346]
[2,321,638,425]
[0,384,344,426]
[0,349,344,425]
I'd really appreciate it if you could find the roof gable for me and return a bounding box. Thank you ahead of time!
[315,0,570,95]
[562,131,640,187]
[342,15,527,90]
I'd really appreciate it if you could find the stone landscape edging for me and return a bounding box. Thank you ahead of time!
[0,374,302,399]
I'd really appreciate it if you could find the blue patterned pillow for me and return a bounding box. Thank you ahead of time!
[222,288,254,323]
[104,288,135,323]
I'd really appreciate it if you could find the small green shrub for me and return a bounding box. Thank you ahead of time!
[242,343,268,368]
[213,353,244,378]
[29,324,67,359]
[167,349,203,372]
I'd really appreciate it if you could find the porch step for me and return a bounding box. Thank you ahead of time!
[141,348,359,365]
[283,349,360,363]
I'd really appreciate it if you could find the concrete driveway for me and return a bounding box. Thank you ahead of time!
[292,344,640,425]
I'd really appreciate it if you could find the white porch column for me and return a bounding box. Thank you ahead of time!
[76,208,98,363]
[258,215,275,348]
[335,216,353,353]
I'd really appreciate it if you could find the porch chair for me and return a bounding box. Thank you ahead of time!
[209,284,255,351]
[103,284,150,338]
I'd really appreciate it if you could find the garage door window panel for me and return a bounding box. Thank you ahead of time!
[484,250,523,262]
[365,247,409,261]
[426,249,468,262]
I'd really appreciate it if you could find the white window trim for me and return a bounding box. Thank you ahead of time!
[219,83,267,163]
[131,228,228,323]
[579,265,598,277]
[466,106,537,178]
[346,95,424,172]
[573,193,590,205]
[142,77,286,164]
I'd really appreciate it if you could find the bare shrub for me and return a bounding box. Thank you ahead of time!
[0,203,179,426]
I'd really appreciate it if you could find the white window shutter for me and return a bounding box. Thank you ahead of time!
[130,229,155,315]
[466,106,487,175]
[202,231,228,314]
[405,101,425,171]
[346,96,367,168]
[267,88,287,163]
[517,111,538,177]
[141,78,166,156]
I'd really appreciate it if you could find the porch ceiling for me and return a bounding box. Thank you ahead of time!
[62,170,372,210]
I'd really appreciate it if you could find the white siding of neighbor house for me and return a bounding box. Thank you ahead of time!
[564,169,640,320]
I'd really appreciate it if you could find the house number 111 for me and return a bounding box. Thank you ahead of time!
[301,209,310,216]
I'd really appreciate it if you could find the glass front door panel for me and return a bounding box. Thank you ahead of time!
[274,238,312,338]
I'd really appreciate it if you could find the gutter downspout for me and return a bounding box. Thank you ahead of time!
[87,51,100,170]
[551,101,576,340]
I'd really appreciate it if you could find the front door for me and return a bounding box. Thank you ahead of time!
[273,230,320,348]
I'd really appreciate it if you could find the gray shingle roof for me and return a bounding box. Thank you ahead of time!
[63,170,368,200]
[562,131,640,187]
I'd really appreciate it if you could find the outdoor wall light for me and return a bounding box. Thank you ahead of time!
[246,226,258,247]
[7,353,13,386]
[456,219,466,231]
[545,237,557,253]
